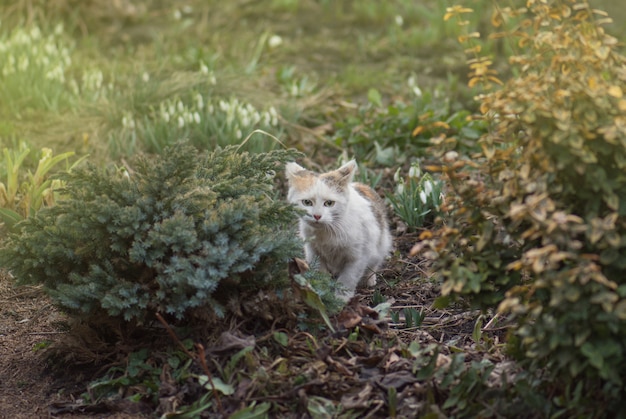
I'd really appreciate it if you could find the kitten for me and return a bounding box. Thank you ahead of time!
[285,160,392,301]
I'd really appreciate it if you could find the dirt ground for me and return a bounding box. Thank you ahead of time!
[0,271,149,419]
[0,271,64,418]
[0,231,484,418]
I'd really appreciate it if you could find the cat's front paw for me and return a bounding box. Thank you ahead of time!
[366,272,377,287]
[336,287,355,303]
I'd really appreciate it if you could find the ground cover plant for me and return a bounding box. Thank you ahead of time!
[1,0,626,417]
[1,143,304,323]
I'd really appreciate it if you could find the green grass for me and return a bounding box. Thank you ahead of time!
[0,0,496,161]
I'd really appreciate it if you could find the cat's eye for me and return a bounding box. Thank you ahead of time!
[323,200,335,207]
[302,199,313,206]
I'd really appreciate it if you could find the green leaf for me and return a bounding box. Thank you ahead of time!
[273,331,289,347]
[367,88,382,107]
[229,402,271,419]
[472,316,483,343]
[198,375,235,395]
[433,295,451,309]
[0,207,22,228]
[293,274,336,332]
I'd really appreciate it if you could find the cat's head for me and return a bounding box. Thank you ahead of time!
[285,160,357,227]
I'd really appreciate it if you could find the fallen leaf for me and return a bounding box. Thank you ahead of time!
[210,331,255,353]
[341,383,374,409]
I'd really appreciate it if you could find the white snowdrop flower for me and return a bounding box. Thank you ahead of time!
[396,181,404,195]
[17,55,28,71]
[161,109,170,122]
[173,9,182,20]
[95,70,103,89]
[195,93,204,110]
[268,35,283,48]
[262,112,271,126]
[177,100,184,113]
[168,103,176,116]
[241,114,250,127]
[69,79,80,95]
[393,168,401,183]
[251,111,261,125]
[209,72,216,85]
[142,72,150,82]
[268,106,279,126]
[45,65,65,82]
[54,23,64,35]
[408,76,422,97]
[226,110,235,126]
[208,104,214,114]
[219,100,228,112]
[408,164,420,179]
[182,5,193,14]
[177,115,185,128]
[14,31,28,45]
[395,15,404,26]
[193,112,201,124]
[419,190,428,204]
[30,27,42,40]
[423,180,433,196]
[62,48,71,66]
[235,129,242,139]
[44,42,55,55]
[185,111,194,123]
[199,61,209,74]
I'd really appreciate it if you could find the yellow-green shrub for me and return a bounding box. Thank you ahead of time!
[424,0,626,412]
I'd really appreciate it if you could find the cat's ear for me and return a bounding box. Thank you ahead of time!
[285,162,306,180]
[335,160,357,185]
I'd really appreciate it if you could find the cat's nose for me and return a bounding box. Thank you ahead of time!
[313,214,321,220]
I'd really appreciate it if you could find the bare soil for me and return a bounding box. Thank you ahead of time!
[0,271,65,418]
[1,270,151,418]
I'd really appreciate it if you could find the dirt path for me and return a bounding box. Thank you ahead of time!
[0,271,65,418]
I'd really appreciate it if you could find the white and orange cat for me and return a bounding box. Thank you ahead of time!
[285,160,392,301]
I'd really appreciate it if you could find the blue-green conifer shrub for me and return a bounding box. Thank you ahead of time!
[0,143,304,322]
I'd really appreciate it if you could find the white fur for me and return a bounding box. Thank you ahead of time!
[286,160,392,301]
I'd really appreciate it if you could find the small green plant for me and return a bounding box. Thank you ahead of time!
[387,162,444,230]
[110,89,284,156]
[0,142,303,323]
[0,142,83,231]
[332,84,486,166]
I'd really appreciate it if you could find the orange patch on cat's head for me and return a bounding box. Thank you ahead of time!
[321,160,356,191]
[285,162,318,192]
